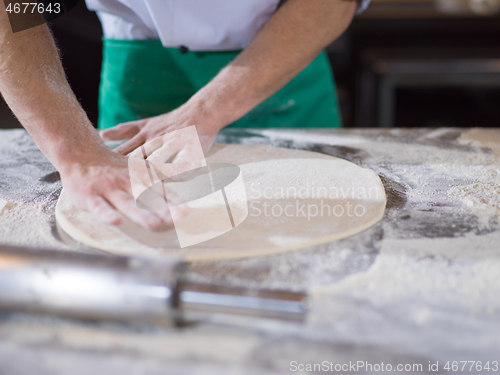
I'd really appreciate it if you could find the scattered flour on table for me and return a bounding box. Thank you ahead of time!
[0,196,68,250]
[258,129,366,147]
[445,128,500,226]
[310,128,500,321]
[448,183,500,225]
[356,128,500,228]
[0,130,70,250]
[0,320,261,364]
[458,128,500,158]
[2,129,500,364]
[310,230,500,324]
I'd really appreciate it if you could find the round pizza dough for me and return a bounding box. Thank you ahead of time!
[56,145,386,261]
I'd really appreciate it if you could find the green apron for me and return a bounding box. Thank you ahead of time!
[98,39,342,130]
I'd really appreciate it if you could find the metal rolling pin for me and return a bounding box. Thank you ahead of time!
[0,245,308,325]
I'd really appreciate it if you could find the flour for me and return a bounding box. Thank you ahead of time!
[0,196,68,250]
[458,127,500,158]
[312,231,500,311]
[448,183,500,225]
[0,200,18,215]
[258,129,366,147]
[3,128,500,367]
[340,128,500,230]
[0,130,70,251]
[309,128,500,319]
[443,128,500,226]
[0,320,261,364]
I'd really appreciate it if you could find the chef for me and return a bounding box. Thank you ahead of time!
[0,0,368,230]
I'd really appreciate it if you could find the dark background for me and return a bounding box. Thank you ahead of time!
[1,0,499,128]
[0,0,102,129]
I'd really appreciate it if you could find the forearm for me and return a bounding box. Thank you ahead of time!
[187,0,356,129]
[0,9,108,173]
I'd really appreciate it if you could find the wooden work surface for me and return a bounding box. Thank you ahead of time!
[0,127,499,374]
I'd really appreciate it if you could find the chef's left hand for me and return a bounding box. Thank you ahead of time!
[100,103,222,156]
[101,0,357,157]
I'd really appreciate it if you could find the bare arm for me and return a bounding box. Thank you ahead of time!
[0,6,171,230]
[193,0,357,129]
[103,0,357,154]
[0,8,104,169]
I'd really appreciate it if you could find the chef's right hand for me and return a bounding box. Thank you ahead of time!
[58,148,175,231]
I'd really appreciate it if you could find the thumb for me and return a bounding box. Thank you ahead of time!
[100,122,142,141]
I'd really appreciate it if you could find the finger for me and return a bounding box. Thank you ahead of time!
[115,134,146,156]
[147,126,204,164]
[167,147,206,181]
[142,136,167,158]
[147,137,181,164]
[86,196,122,226]
[155,183,185,225]
[134,182,176,226]
[143,137,187,182]
[173,145,206,166]
[148,139,206,182]
[100,122,142,141]
[128,151,157,190]
[127,138,165,186]
[106,188,167,230]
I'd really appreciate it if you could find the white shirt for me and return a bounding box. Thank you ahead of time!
[86,0,371,51]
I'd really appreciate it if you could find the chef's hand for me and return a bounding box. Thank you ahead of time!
[58,149,175,231]
[100,0,356,156]
[99,104,222,157]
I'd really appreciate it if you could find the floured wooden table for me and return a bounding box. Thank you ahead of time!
[1,127,500,374]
